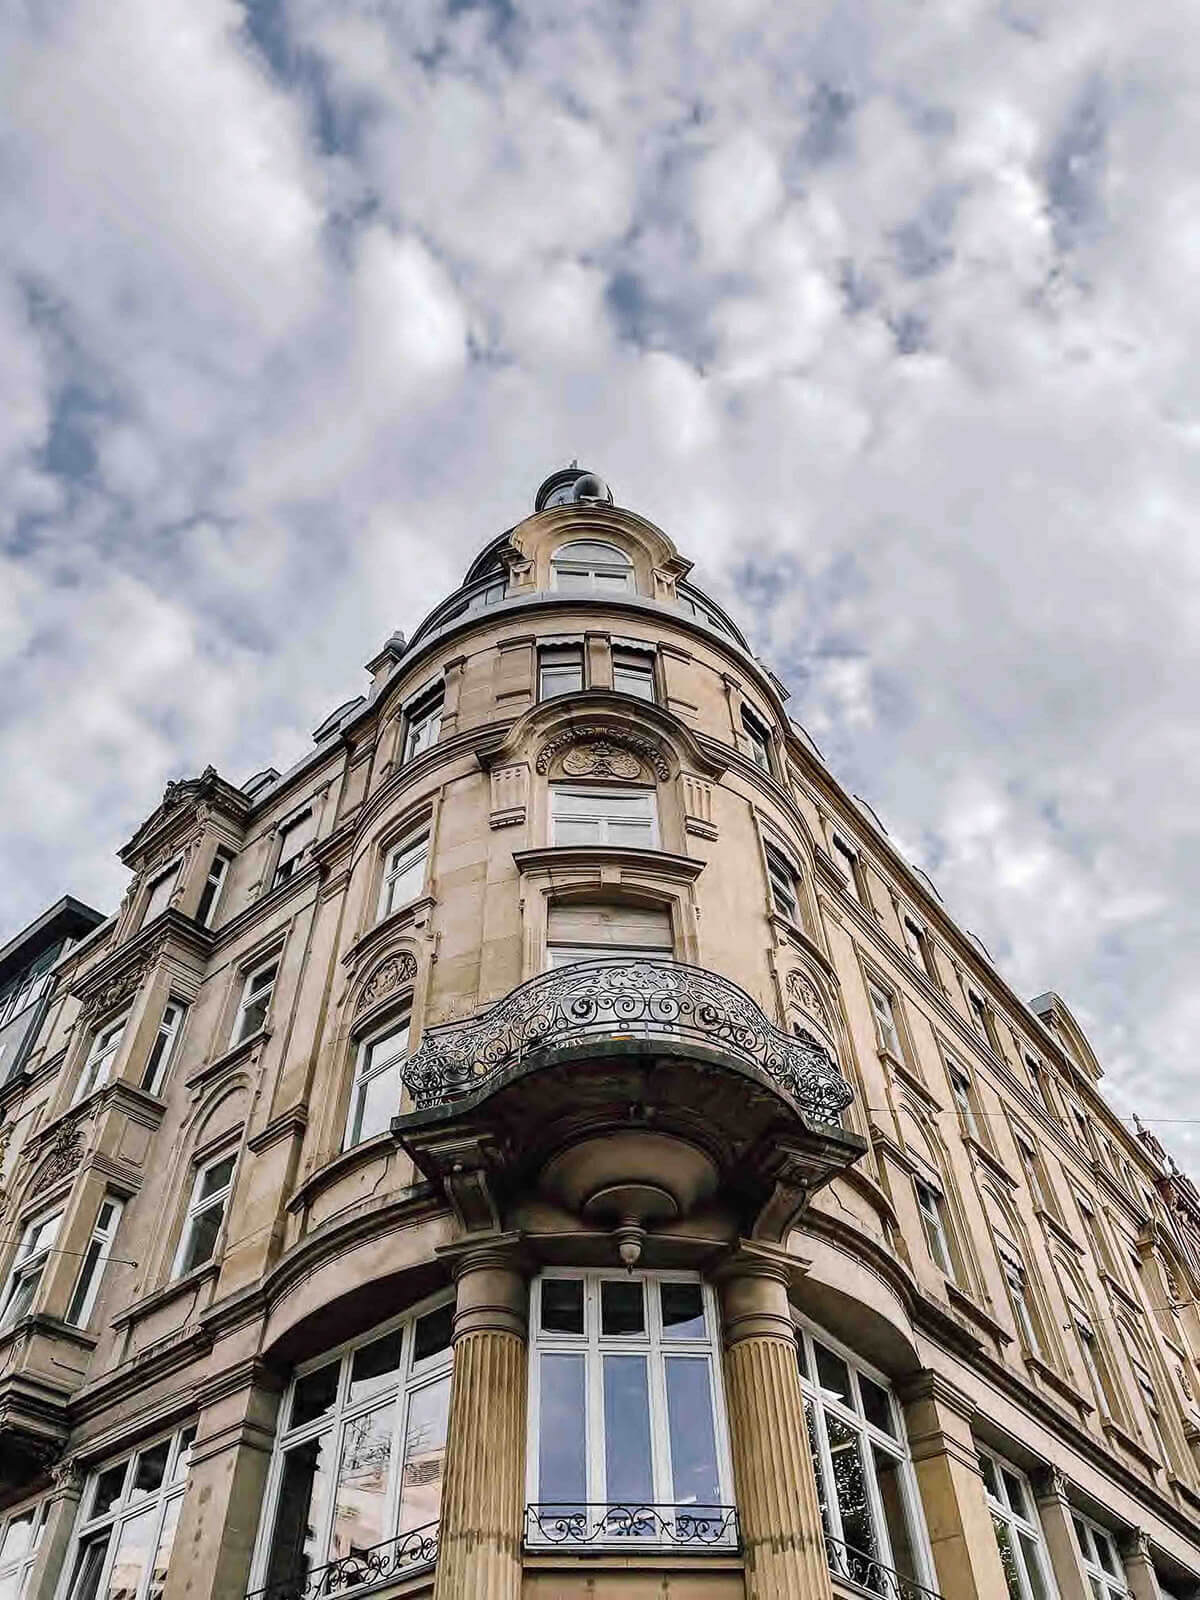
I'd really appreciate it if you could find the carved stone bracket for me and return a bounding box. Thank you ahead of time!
[536,725,670,781]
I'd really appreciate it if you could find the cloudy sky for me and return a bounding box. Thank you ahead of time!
[1,0,1196,1165]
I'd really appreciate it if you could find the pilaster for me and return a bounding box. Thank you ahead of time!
[1122,1527,1164,1600]
[1032,1467,1091,1600]
[25,1459,85,1600]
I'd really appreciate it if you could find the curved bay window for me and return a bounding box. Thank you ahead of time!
[526,1271,736,1548]
[797,1325,937,1596]
[251,1299,453,1599]
[551,540,634,594]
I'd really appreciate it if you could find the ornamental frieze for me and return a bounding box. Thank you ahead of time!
[535,726,669,781]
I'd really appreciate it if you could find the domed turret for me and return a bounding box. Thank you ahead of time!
[534,464,614,512]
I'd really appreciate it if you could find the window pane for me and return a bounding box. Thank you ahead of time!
[554,818,603,846]
[665,1358,720,1506]
[180,1202,224,1274]
[872,1445,919,1580]
[825,1412,879,1561]
[804,1401,835,1539]
[0,1509,36,1563]
[413,1303,454,1365]
[814,1344,853,1408]
[981,1454,1003,1502]
[146,1495,181,1600]
[197,1157,235,1203]
[329,1402,395,1562]
[131,1441,170,1498]
[603,1354,653,1506]
[538,1354,586,1504]
[92,1464,127,1518]
[859,1375,895,1438]
[349,1057,401,1145]
[171,1429,196,1483]
[541,1279,584,1336]
[660,1282,705,1339]
[348,1330,403,1404]
[1017,1530,1051,1600]
[66,1532,110,1600]
[265,1434,333,1593]
[608,820,654,848]
[601,1279,644,1336]
[1001,1469,1027,1519]
[399,1376,449,1532]
[291,1362,339,1428]
[993,1515,1025,1600]
[105,1505,157,1600]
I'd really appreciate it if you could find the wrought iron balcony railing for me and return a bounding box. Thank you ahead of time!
[401,956,853,1123]
[244,1522,438,1600]
[526,1501,739,1547]
[825,1533,945,1600]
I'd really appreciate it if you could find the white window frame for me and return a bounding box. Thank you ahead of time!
[0,1208,63,1330]
[65,1196,124,1328]
[195,849,232,929]
[545,905,675,971]
[538,645,585,701]
[378,829,430,920]
[832,835,865,904]
[550,539,634,593]
[611,647,657,703]
[73,1014,129,1105]
[172,1153,236,1279]
[248,1295,454,1594]
[142,1001,186,1096]
[765,844,800,925]
[61,1425,194,1600]
[139,861,180,929]
[0,1495,47,1596]
[273,810,316,888]
[234,958,278,1045]
[1015,1133,1053,1216]
[403,687,444,764]
[1072,1510,1130,1600]
[527,1270,737,1546]
[1071,1306,1113,1420]
[550,786,659,850]
[867,982,905,1062]
[1025,1054,1057,1121]
[345,1014,411,1149]
[947,1061,980,1142]
[998,1241,1043,1359]
[901,914,936,980]
[979,1447,1056,1600]
[914,1177,956,1281]
[797,1320,937,1592]
[741,708,772,774]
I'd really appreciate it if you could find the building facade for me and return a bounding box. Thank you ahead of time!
[1,467,1199,1600]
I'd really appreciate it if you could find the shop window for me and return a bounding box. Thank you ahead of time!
[62,1426,194,1600]
[551,786,658,849]
[979,1448,1054,1600]
[253,1302,452,1594]
[527,1272,735,1546]
[546,904,674,969]
[797,1325,935,1594]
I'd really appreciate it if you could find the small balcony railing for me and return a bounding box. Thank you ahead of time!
[245,1522,438,1600]
[825,1533,945,1600]
[401,957,852,1124]
[526,1501,739,1548]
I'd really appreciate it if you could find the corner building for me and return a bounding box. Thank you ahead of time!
[2,469,1200,1600]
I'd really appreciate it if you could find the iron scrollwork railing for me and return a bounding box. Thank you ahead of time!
[402,957,853,1121]
[526,1501,739,1547]
[244,1522,439,1600]
[824,1533,945,1600]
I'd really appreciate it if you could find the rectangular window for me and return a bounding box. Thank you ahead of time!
[966,988,996,1048]
[63,1427,193,1600]
[379,830,429,919]
[980,1448,1054,1600]
[902,916,936,980]
[73,1014,128,1104]
[65,1196,124,1328]
[274,811,316,888]
[1025,1054,1057,1120]
[947,1063,980,1142]
[765,846,800,924]
[1073,1513,1130,1600]
[142,1001,186,1096]
[255,1303,452,1593]
[174,1155,235,1277]
[403,687,444,763]
[538,646,584,700]
[798,1324,935,1594]
[0,1210,62,1330]
[195,849,233,929]
[998,1244,1043,1358]
[550,787,658,849]
[0,1499,47,1597]
[741,709,772,773]
[1015,1135,1053,1216]
[235,960,278,1044]
[140,863,179,928]
[914,1180,956,1281]
[528,1273,734,1545]
[867,983,904,1062]
[345,1017,411,1148]
[612,648,656,703]
[832,837,864,904]
[546,904,674,969]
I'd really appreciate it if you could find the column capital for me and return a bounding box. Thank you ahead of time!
[436,1231,529,1341]
[710,1240,801,1348]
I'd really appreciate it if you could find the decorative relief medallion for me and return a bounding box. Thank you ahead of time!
[535,725,669,781]
[785,968,829,1027]
[28,1125,85,1198]
[358,952,418,1013]
[561,741,643,780]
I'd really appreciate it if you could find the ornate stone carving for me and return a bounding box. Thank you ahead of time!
[28,1125,85,1198]
[402,956,854,1124]
[536,726,669,781]
[561,741,643,780]
[358,952,418,1013]
[0,1119,12,1221]
[51,1456,85,1495]
[79,948,156,1021]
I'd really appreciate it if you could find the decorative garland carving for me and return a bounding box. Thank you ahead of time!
[535,726,669,781]
[79,946,158,1021]
[561,742,643,780]
[357,952,418,1013]
[28,1125,85,1198]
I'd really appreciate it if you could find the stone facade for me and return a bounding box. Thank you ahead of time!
[0,469,1198,1600]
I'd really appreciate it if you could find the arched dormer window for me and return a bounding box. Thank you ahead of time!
[551,540,633,595]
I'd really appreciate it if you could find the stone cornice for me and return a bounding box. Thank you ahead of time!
[511,844,706,883]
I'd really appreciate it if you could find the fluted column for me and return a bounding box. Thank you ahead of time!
[433,1240,527,1600]
[717,1246,833,1600]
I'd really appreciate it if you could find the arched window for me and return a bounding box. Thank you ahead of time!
[252,1299,453,1595]
[551,541,633,594]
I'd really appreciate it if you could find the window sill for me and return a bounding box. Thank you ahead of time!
[109,1258,219,1334]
